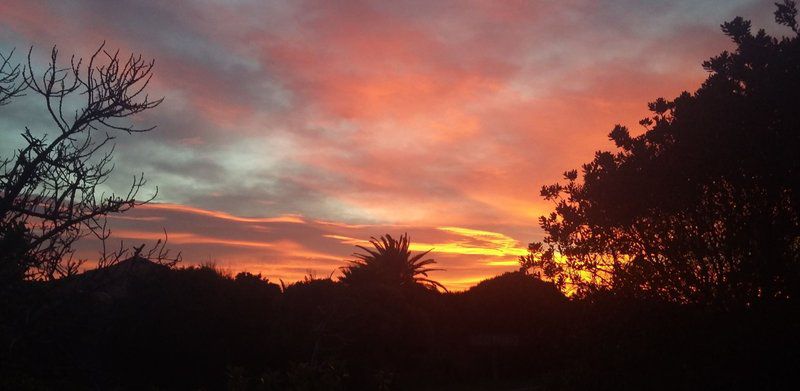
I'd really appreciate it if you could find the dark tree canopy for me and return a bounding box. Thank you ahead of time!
[526,2,800,306]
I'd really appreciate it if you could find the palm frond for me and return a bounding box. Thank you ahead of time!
[339,233,446,291]
[408,249,432,264]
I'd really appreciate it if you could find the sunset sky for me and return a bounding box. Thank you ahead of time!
[0,0,778,289]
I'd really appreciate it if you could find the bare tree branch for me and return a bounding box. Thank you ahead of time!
[0,44,169,281]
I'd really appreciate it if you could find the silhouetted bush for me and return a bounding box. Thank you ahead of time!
[4,3,800,390]
[2,257,799,390]
[529,1,800,307]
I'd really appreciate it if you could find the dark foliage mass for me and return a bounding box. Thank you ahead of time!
[528,1,800,307]
[3,2,800,390]
[1,260,798,390]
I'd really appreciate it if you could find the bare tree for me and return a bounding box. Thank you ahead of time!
[0,43,172,281]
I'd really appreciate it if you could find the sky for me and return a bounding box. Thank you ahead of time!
[0,0,779,289]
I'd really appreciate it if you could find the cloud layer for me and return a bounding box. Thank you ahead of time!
[0,0,778,289]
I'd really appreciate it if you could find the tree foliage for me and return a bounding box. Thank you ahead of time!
[525,2,800,306]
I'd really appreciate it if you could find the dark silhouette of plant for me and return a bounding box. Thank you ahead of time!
[0,222,36,290]
[6,4,800,390]
[0,43,164,281]
[776,0,799,33]
[0,50,24,106]
[525,2,800,306]
[339,233,445,291]
[2,251,797,390]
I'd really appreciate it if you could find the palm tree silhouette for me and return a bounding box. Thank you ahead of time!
[340,233,446,291]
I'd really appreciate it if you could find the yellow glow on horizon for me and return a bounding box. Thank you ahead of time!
[438,276,489,291]
[429,226,528,257]
[484,259,520,266]
[105,221,532,291]
[324,226,527,258]
[542,252,633,296]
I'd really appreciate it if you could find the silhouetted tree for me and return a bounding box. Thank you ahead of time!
[339,234,445,291]
[0,44,162,281]
[0,50,24,106]
[526,2,800,306]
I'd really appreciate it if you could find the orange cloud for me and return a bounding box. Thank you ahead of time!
[112,229,276,249]
[2,0,767,291]
[142,203,305,224]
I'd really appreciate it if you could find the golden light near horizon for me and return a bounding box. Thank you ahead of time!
[3,1,798,388]
[0,0,772,290]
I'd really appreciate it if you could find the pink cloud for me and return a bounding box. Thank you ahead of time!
[0,0,772,289]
